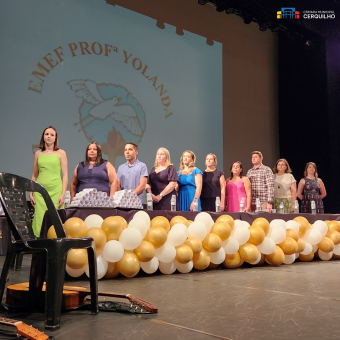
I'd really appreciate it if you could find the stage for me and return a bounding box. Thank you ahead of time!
[1,254,340,340]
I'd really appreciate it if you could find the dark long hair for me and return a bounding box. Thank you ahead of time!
[229,161,243,179]
[39,126,59,151]
[81,141,106,167]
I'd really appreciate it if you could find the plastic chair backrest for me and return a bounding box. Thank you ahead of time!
[0,172,66,244]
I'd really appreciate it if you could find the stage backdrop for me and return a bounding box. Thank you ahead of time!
[0,0,222,181]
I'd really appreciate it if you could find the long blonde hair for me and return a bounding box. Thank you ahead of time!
[153,147,172,168]
[179,150,196,175]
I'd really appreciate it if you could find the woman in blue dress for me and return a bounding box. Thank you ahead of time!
[177,150,203,211]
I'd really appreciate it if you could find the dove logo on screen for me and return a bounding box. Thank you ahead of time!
[68,79,146,164]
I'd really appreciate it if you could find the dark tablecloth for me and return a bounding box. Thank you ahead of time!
[41,208,340,238]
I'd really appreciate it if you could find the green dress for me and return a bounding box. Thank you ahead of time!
[32,151,63,237]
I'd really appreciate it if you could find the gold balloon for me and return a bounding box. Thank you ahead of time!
[265,246,285,266]
[208,262,220,269]
[133,241,155,262]
[297,238,305,253]
[252,217,270,235]
[193,248,210,270]
[147,226,167,249]
[86,227,107,252]
[328,221,340,233]
[202,233,222,253]
[286,228,299,242]
[101,216,125,241]
[185,220,194,227]
[326,230,340,245]
[211,221,231,241]
[256,253,266,266]
[66,249,88,269]
[115,216,128,229]
[239,243,260,263]
[64,217,87,238]
[176,244,194,264]
[170,216,187,228]
[117,251,140,278]
[104,261,120,279]
[248,225,265,246]
[184,237,203,254]
[293,217,309,237]
[299,251,314,262]
[216,215,234,230]
[223,252,242,269]
[278,237,298,255]
[47,225,57,239]
[151,216,170,233]
[318,237,334,253]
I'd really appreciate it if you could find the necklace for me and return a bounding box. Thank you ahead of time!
[47,150,50,154]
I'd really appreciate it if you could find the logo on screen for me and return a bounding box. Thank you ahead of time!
[277,8,300,19]
[68,79,146,164]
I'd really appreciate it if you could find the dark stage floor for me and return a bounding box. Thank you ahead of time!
[1,255,340,340]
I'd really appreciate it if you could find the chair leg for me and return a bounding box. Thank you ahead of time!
[0,250,17,304]
[44,247,67,330]
[87,244,98,314]
[14,253,24,271]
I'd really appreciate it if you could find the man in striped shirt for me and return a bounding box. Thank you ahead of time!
[246,151,274,212]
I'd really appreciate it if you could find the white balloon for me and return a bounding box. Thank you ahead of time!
[250,252,262,265]
[167,228,187,247]
[66,264,85,277]
[175,260,193,273]
[242,221,250,228]
[234,219,244,228]
[318,249,333,261]
[295,252,300,259]
[209,247,226,264]
[159,261,176,274]
[231,226,250,245]
[270,219,286,230]
[267,226,286,244]
[155,242,176,263]
[286,220,300,231]
[334,244,340,256]
[194,212,214,233]
[222,236,239,254]
[119,228,142,250]
[187,221,207,241]
[283,254,296,265]
[133,211,151,227]
[257,237,276,255]
[128,218,148,238]
[303,229,322,246]
[140,257,159,274]
[312,220,328,236]
[85,255,108,280]
[313,244,319,253]
[84,214,103,229]
[102,240,124,262]
[300,242,312,255]
[171,223,189,237]
[239,259,244,266]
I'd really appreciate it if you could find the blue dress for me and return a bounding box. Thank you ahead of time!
[177,168,203,211]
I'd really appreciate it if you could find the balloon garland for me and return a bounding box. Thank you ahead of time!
[47,213,340,279]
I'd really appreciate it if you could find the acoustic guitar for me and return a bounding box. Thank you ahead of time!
[0,316,49,340]
[6,282,158,313]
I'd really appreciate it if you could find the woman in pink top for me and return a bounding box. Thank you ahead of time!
[226,161,251,212]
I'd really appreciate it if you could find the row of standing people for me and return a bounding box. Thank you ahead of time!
[29,126,327,237]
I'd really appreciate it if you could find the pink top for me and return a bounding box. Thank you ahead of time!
[226,179,248,212]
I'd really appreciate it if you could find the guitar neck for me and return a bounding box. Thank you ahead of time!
[64,287,128,299]
[0,316,22,326]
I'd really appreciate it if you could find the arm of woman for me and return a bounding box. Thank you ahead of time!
[29,151,40,207]
[58,150,68,208]
[189,174,202,211]
[318,179,327,199]
[220,175,226,212]
[243,177,252,212]
[107,162,118,197]
[297,179,305,200]
[290,181,297,211]
[70,165,79,202]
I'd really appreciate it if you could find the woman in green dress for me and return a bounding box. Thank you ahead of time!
[30,126,68,237]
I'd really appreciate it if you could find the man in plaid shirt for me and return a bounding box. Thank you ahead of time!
[246,151,274,212]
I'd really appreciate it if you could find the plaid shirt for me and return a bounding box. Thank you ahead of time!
[246,164,274,205]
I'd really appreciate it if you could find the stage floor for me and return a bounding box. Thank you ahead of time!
[0,255,339,340]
